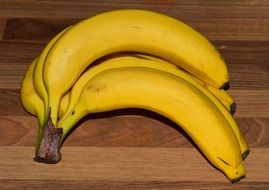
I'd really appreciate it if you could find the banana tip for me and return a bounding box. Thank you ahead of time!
[230,174,246,184]
[221,81,230,90]
[242,149,250,160]
[230,102,237,115]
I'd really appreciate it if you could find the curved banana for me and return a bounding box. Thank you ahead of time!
[20,58,45,154]
[20,58,69,154]
[59,56,248,159]
[20,57,68,119]
[131,53,236,113]
[59,67,245,182]
[33,26,71,124]
[43,9,229,125]
[20,58,43,126]
[20,26,71,157]
[22,54,246,159]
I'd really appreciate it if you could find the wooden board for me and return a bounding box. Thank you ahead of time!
[0,147,269,189]
[0,0,268,189]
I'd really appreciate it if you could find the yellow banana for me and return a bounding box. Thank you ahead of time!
[59,67,245,182]
[20,58,45,154]
[20,58,69,154]
[43,9,229,125]
[20,58,43,126]
[22,54,246,160]
[59,56,248,159]
[20,58,68,119]
[21,26,71,158]
[33,26,71,124]
[131,52,236,113]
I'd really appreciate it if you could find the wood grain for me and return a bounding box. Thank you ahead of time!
[0,0,269,19]
[216,41,269,66]
[3,18,269,42]
[0,41,44,89]
[0,0,268,189]
[185,18,269,41]
[228,64,269,90]
[1,180,269,190]
[3,18,77,43]
[231,90,269,118]
[0,41,43,63]
[0,19,6,40]
[1,115,268,148]
[0,147,268,189]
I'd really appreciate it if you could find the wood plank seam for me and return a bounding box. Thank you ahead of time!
[0,19,7,40]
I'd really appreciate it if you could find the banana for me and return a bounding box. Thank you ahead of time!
[20,58,68,119]
[58,56,248,159]
[20,26,71,156]
[131,52,236,113]
[20,58,45,154]
[59,67,245,182]
[22,54,246,160]
[20,58,69,154]
[20,58,43,126]
[42,9,229,125]
[33,26,71,124]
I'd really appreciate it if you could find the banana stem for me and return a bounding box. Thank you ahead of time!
[34,111,63,164]
[34,99,63,163]
[33,95,72,163]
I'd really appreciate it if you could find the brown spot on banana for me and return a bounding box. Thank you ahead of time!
[87,84,106,92]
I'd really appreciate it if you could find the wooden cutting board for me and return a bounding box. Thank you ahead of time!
[0,0,268,189]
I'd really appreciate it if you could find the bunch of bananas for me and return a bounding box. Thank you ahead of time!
[20,9,248,182]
